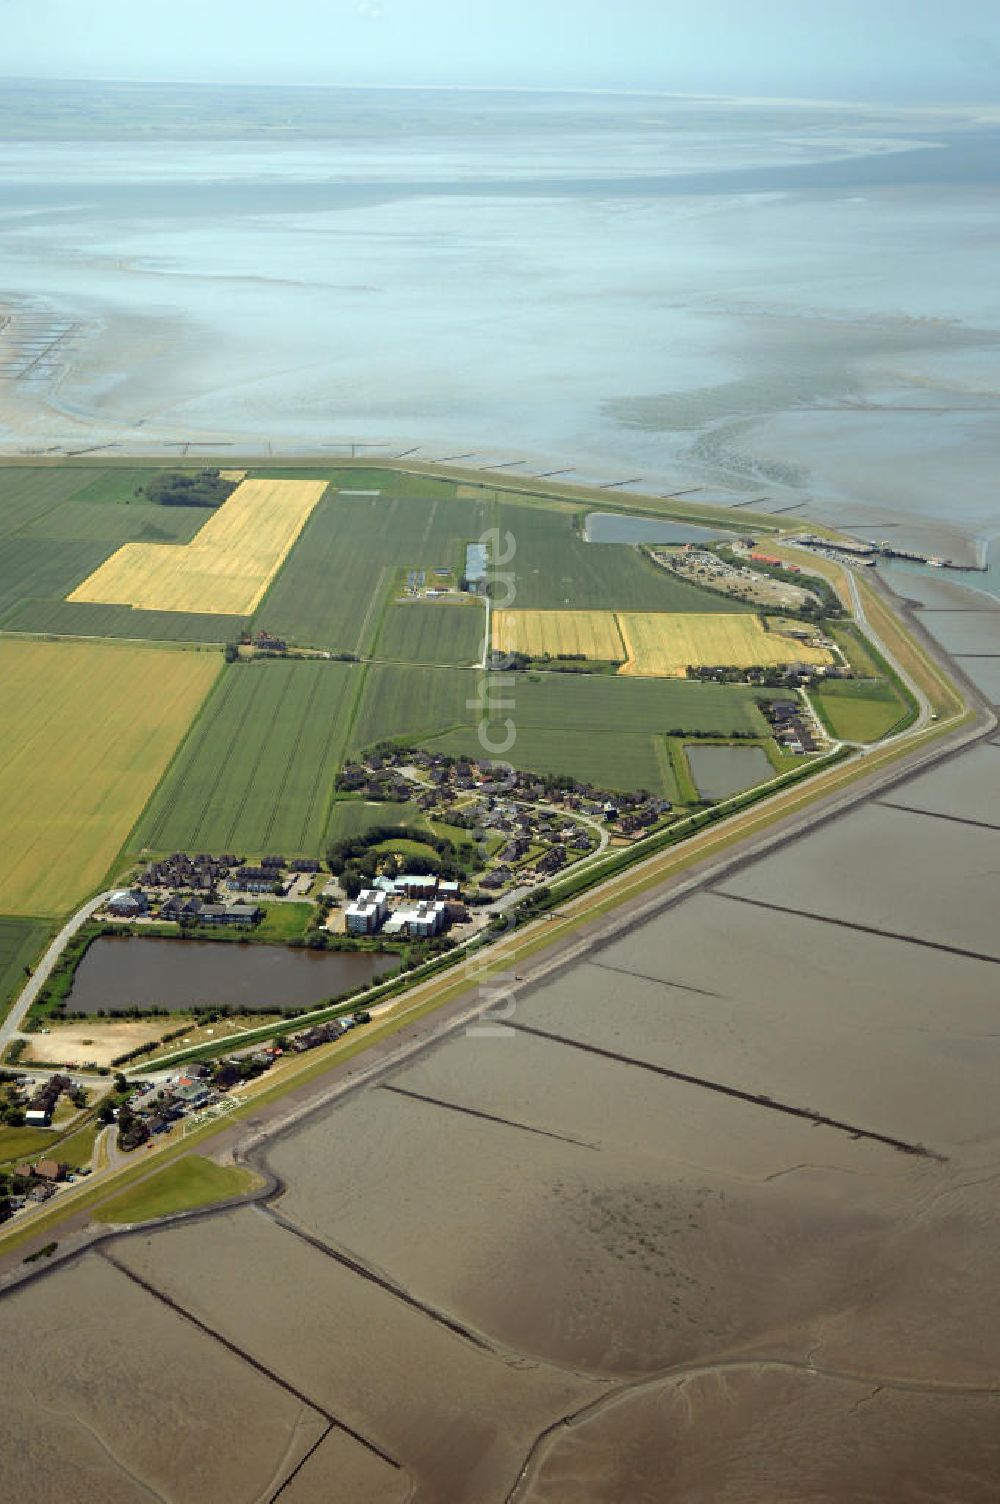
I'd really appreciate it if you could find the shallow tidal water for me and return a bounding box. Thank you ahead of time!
[0,89,999,560]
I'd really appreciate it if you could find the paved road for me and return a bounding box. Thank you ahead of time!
[0,890,111,1056]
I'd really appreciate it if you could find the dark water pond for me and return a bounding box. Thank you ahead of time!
[67,937,398,1014]
[685,743,774,800]
[584,512,739,546]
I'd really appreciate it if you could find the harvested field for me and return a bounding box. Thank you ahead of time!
[618,611,834,677]
[494,609,832,677]
[135,659,359,854]
[68,478,328,615]
[493,609,624,662]
[0,640,220,915]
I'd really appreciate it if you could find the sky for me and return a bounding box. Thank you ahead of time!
[2,0,1000,101]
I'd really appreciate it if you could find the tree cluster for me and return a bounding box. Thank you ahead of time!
[327,825,474,899]
[142,469,238,509]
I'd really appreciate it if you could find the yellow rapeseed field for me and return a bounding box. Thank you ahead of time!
[68,478,327,616]
[492,609,625,661]
[617,612,834,677]
[0,640,220,916]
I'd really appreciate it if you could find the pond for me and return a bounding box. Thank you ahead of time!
[583,512,741,546]
[65,936,398,1015]
[685,743,774,800]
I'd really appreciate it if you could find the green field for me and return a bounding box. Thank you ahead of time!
[61,467,173,507]
[21,498,208,545]
[0,917,50,1024]
[0,537,119,623]
[95,1155,258,1224]
[134,659,360,855]
[351,663,779,796]
[811,678,910,741]
[376,601,484,665]
[0,465,102,538]
[494,501,744,613]
[433,722,677,797]
[251,480,491,652]
[351,663,474,750]
[0,1126,61,1167]
[0,467,216,627]
[4,598,248,643]
[327,800,429,842]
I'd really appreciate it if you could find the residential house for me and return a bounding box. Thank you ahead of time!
[106,888,150,919]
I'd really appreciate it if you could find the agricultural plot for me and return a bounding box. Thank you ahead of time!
[0,464,101,538]
[617,612,835,677]
[0,917,51,1024]
[492,608,624,662]
[350,663,475,752]
[54,467,169,507]
[23,498,208,545]
[4,598,249,643]
[0,640,221,916]
[353,663,778,795]
[432,723,675,798]
[68,479,328,616]
[136,659,360,855]
[494,501,743,613]
[0,536,118,624]
[376,601,485,666]
[254,483,491,652]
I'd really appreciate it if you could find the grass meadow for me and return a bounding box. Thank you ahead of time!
[810,678,911,741]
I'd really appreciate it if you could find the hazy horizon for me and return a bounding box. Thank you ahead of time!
[2,1,1000,102]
